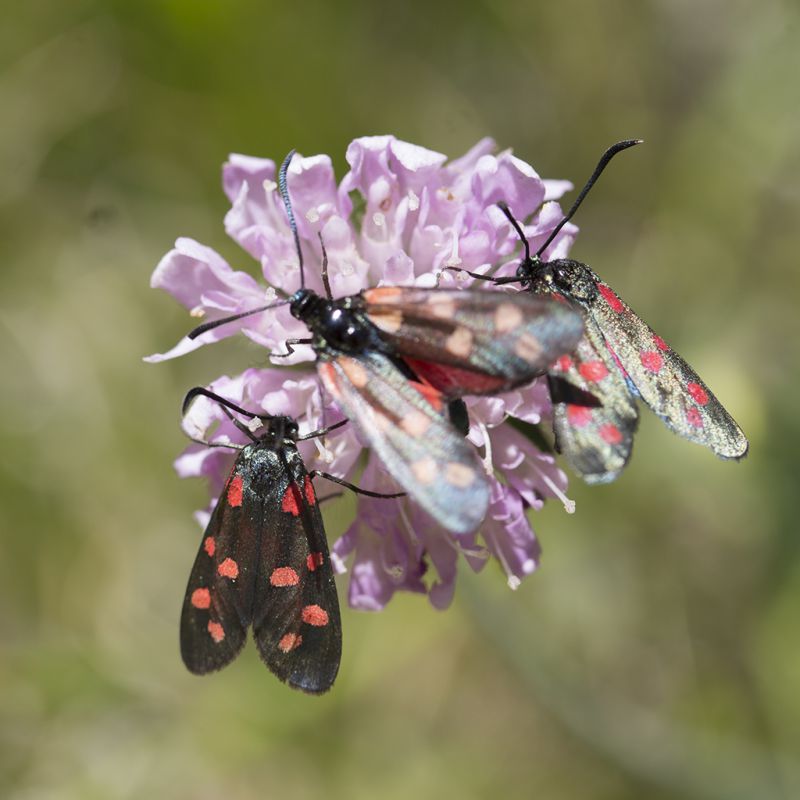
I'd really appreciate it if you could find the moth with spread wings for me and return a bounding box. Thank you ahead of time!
[179,387,400,693]
[188,151,585,532]
[451,140,748,483]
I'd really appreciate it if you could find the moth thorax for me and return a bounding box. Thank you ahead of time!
[321,305,371,351]
[545,259,595,301]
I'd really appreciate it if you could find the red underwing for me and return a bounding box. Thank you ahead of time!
[451,140,748,483]
[187,151,584,530]
[179,387,400,693]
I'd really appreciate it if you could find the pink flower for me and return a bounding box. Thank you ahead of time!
[151,135,578,609]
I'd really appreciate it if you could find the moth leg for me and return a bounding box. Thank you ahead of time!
[270,338,314,359]
[309,470,405,499]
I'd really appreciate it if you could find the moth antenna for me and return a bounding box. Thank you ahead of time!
[535,139,643,259]
[318,232,332,299]
[187,298,289,340]
[182,387,274,424]
[497,201,531,262]
[278,149,305,290]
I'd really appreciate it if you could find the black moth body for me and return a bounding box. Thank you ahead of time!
[180,411,342,694]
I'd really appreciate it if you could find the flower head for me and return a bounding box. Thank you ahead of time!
[151,135,578,609]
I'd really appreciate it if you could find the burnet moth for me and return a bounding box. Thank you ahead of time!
[179,386,402,693]
[187,151,585,531]
[450,140,748,483]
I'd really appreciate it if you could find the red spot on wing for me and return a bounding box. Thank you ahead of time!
[404,358,507,399]
[578,360,609,382]
[304,475,316,506]
[597,283,624,313]
[191,588,211,609]
[640,350,664,373]
[281,483,301,516]
[207,621,225,643]
[203,537,216,557]
[556,355,573,372]
[653,334,670,352]
[270,567,300,587]
[217,558,239,579]
[687,382,709,405]
[278,633,303,653]
[307,552,324,571]
[686,406,704,428]
[301,604,329,627]
[599,424,623,444]
[227,474,243,507]
[566,405,593,427]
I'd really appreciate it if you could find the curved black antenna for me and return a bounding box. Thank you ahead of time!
[278,149,305,290]
[497,201,530,262]
[182,386,273,422]
[182,387,260,443]
[534,138,643,259]
[187,297,290,340]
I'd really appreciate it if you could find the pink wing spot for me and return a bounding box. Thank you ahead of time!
[556,355,573,372]
[278,633,303,653]
[597,283,624,313]
[301,604,329,627]
[203,537,216,557]
[653,334,670,352]
[640,350,664,373]
[304,475,316,506]
[566,405,593,428]
[227,474,244,507]
[207,621,225,643]
[686,382,709,406]
[599,424,623,445]
[686,406,704,429]
[217,558,239,579]
[307,552,324,571]
[270,567,300,587]
[281,483,301,516]
[578,360,609,383]
[191,588,211,609]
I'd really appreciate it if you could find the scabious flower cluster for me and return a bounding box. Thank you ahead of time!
[148,136,580,610]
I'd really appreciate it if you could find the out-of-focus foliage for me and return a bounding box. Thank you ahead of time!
[1,1,798,798]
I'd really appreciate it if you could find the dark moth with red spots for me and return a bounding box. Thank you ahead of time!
[179,387,399,693]
[456,140,748,483]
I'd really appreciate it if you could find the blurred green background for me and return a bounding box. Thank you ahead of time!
[2,1,799,798]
